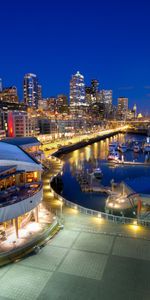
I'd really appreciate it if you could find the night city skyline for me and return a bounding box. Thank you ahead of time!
[0,0,150,113]
[1,1,150,298]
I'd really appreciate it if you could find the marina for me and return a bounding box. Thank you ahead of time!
[60,133,150,218]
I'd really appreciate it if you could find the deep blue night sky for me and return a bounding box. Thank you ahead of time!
[0,0,150,113]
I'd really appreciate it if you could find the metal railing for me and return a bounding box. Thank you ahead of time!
[48,152,150,228]
[0,182,43,208]
[50,173,150,228]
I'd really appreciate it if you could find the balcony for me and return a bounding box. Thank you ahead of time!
[0,182,43,208]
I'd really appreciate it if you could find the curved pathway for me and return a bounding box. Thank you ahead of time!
[0,157,150,300]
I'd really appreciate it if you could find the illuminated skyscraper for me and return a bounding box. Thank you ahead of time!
[133,104,137,119]
[37,84,42,101]
[57,94,68,113]
[0,79,2,92]
[102,90,112,110]
[118,97,128,119]
[91,79,99,97]
[23,73,39,108]
[70,71,86,117]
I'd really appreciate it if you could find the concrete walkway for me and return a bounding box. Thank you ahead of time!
[0,158,150,299]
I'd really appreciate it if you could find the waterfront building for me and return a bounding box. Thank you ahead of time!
[23,73,39,108]
[0,130,6,140]
[7,111,39,137]
[38,118,58,137]
[0,101,27,135]
[0,140,43,239]
[70,71,86,117]
[2,136,44,162]
[118,97,128,120]
[0,86,18,103]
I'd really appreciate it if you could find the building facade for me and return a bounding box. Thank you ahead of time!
[0,86,18,103]
[0,79,2,92]
[118,97,128,119]
[7,111,39,137]
[70,71,86,117]
[23,73,39,108]
[57,94,68,114]
[0,140,43,240]
[102,90,112,113]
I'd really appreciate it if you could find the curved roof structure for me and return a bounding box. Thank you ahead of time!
[1,137,40,147]
[0,142,38,164]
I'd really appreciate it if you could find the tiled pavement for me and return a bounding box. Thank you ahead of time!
[0,163,150,299]
[0,227,150,300]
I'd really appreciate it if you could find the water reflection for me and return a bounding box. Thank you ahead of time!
[67,133,126,174]
[61,134,150,216]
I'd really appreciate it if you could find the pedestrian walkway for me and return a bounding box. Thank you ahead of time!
[0,157,150,299]
[0,208,150,300]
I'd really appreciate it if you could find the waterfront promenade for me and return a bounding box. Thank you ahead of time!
[0,158,150,299]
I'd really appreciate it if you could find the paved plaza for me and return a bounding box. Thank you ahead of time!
[0,160,150,299]
[0,215,150,300]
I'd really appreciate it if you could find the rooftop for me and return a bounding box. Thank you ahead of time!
[0,142,40,165]
[1,137,40,147]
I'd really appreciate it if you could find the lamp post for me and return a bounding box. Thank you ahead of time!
[59,198,63,224]
[111,179,114,192]
[122,182,125,196]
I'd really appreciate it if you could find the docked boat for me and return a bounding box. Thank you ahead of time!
[108,151,120,161]
[143,138,150,153]
[93,168,103,179]
[118,143,127,153]
[143,144,150,153]
[133,143,140,153]
[109,142,118,152]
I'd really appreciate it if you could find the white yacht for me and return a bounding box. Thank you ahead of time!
[118,143,127,153]
[133,143,140,153]
[109,142,118,152]
[143,138,150,153]
[108,151,120,161]
[93,168,103,179]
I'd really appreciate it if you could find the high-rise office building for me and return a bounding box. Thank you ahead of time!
[38,84,42,101]
[47,97,57,114]
[70,71,86,117]
[102,90,112,110]
[57,94,68,114]
[118,97,128,119]
[85,80,100,105]
[0,79,2,92]
[91,79,99,97]
[0,86,18,103]
[23,73,39,108]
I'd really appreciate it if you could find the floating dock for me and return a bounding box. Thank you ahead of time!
[107,160,150,166]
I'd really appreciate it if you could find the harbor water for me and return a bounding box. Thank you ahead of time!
[60,133,150,216]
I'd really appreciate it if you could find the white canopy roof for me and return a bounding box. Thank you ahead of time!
[0,142,42,171]
[0,142,36,163]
